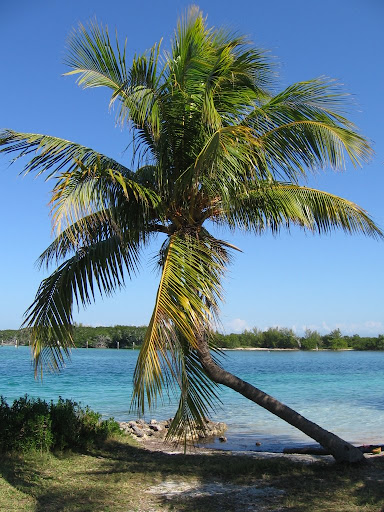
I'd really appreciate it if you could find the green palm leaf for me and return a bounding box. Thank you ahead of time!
[0,130,132,179]
[50,160,162,234]
[132,231,229,427]
[65,19,129,96]
[24,233,141,376]
[221,182,382,238]
[37,208,152,270]
[245,78,373,180]
[65,19,164,151]
[166,338,223,445]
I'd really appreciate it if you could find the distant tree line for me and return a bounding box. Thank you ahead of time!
[0,325,146,349]
[1,325,384,351]
[216,328,384,351]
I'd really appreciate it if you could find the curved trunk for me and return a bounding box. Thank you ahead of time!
[197,339,365,463]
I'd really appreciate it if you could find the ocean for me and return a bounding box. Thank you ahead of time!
[1,346,383,452]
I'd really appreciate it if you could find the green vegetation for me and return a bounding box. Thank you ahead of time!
[218,327,384,350]
[217,327,300,349]
[72,324,146,348]
[2,325,384,350]
[0,325,146,349]
[0,396,121,453]
[0,437,384,511]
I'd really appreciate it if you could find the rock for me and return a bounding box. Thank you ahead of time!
[119,418,227,443]
[219,436,227,442]
[130,424,145,438]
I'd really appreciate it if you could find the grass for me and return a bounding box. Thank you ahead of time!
[1,435,384,511]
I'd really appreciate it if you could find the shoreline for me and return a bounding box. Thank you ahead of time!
[221,347,299,351]
[120,419,384,461]
[220,347,354,351]
[139,435,383,463]
[138,435,333,463]
[1,343,359,351]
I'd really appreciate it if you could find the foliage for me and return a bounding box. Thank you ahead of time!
[262,327,299,349]
[0,395,121,453]
[0,328,31,345]
[72,324,146,348]
[217,327,384,350]
[322,328,343,349]
[300,329,322,350]
[0,325,146,348]
[345,334,384,350]
[329,337,349,350]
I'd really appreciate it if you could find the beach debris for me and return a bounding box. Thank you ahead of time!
[283,443,384,456]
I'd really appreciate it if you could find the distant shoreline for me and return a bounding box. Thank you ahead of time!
[221,347,299,351]
[2,326,383,351]
[0,343,364,352]
[220,347,354,351]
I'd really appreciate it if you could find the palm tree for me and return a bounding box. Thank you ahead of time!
[1,7,381,463]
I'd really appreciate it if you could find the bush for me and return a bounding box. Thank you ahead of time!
[329,338,349,350]
[261,327,299,349]
[0,395,121,453]
[300,337,318,350]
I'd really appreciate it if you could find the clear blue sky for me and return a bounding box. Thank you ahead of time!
[1,0,383,335]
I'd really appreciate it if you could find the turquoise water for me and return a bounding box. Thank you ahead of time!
[1,346,384,452]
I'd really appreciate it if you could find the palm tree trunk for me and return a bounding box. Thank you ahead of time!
[197,338,365,463]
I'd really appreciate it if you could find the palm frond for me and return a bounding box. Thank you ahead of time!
[165,337,222,445]
[37,206,153,270]
[170,6,272,100]
[65,19,164,154]
[65,19,128,96]
[132,231,229,415]
[50,160,163,234]
[221,182,383,238]
[242,78,373,181]
[0,130,132,179]
[262,78,356,120]
[176,125,272,209]
[23,233,141,376]
[258,120,371,178]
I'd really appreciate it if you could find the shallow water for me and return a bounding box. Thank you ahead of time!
[1,346,383,452]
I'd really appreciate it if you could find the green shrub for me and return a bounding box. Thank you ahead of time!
[329,338,349,350]
[0,395,121,453]
[300,337,318,350]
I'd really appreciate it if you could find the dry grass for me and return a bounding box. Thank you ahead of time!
[0,435,384,511]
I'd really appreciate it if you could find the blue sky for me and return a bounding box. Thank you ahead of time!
[0,0,383,335]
